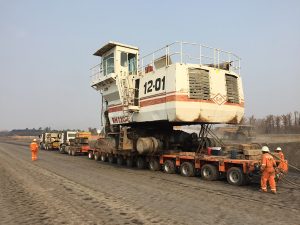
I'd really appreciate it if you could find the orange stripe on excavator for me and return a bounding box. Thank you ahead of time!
[108,94,244,113]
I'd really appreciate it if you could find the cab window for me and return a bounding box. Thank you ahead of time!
[103,53,114,75]
[121,52,127,67]
[128,53,137,74]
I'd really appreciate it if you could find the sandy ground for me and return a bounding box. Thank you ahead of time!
[0,141,299,225]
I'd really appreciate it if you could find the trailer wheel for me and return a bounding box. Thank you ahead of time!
[88,151,94,160]
[108,154,116,163]
[201,164,219,181]
[126,158,134,167]
[227,167,245,186]
[149,159,160,171]
[100,154,107,162]
[94,152,100,161]
[117,156,124,166]
[136,157,146,169]
[180,162,195,177]
[163,160,176,174]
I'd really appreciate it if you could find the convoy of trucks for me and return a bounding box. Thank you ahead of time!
[38,41,288,186]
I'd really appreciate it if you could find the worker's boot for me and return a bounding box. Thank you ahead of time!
[259,188,267,193]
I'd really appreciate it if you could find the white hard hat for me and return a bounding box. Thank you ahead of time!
[276,147,282,151]
[33,139,37,142]
[261,146,270,152]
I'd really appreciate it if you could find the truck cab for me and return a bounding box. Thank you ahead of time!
[59,131,77,153]
[39,132,60,150]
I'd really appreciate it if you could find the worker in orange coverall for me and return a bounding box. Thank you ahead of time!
[30,139,39,161]
[274,146,286,173]
[275,147,285,160]
[260,146,277,194]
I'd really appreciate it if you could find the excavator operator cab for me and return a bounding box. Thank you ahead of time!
[93,41,139,78]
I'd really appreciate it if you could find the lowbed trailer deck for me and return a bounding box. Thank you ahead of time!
[88,146,288,186]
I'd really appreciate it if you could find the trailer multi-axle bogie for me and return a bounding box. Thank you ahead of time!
[87,146,287,186]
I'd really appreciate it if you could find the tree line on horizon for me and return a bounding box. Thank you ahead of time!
[0,127,99,136]
[241,111,300,134]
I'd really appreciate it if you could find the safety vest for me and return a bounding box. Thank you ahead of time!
[30,142,39,152]
[261,153,276,171]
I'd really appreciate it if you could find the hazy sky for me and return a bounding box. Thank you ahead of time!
[0,0,299,130]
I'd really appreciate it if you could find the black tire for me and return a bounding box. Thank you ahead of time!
[201,164,219,181]
[126,157,134,167]
[66,146,71,155]
[59,145,65,154]
[100,154,107,162]
[117,156,124,166]
[136,157,146,169]
[227,167,246,186]
[163,160,176,174]
[94,152,100,161]
[88,151,94,160]
[108,154,116,163]
[180,162,195,177]
[71,149,76,156]
[149,159,160,171]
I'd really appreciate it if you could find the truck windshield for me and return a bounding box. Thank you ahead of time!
[68,133,76,138]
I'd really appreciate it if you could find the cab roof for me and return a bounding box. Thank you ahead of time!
[93,41,139,57]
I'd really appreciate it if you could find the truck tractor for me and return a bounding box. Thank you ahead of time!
[39,132,61,150]
[59,131,77,153]
[65,132,92,156]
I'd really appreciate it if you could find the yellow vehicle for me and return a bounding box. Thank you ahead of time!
[39,132,61,150]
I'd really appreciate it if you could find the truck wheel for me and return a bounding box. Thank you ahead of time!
[149,159,160,171]
[136,157,146,169]
[180,162,195,177]
[59,145,65,154]
[67,147,71,155]
[100,154,107,162]
[94,152,100,161]
[163,160,176,174]
[88,151,94,160]
[108,154,116,163]
[126,158,134,167]
[71,149,76,156]
[201,164,219,181]
[117,156,124,165]
[227,167,245,186]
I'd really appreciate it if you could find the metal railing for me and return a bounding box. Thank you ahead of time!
[90,41,241,85]
[139,41,241,75]
[90,56,115,85]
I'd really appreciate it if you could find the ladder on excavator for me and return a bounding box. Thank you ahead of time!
[119,76,139,121]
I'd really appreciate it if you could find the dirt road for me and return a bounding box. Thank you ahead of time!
[0,142,299,225]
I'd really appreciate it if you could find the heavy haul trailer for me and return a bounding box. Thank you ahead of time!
[89,41,278,185]
[65,132,92,156]
[89,142,288,186]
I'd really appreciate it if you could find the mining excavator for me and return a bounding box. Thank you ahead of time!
[88,41,287,184]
